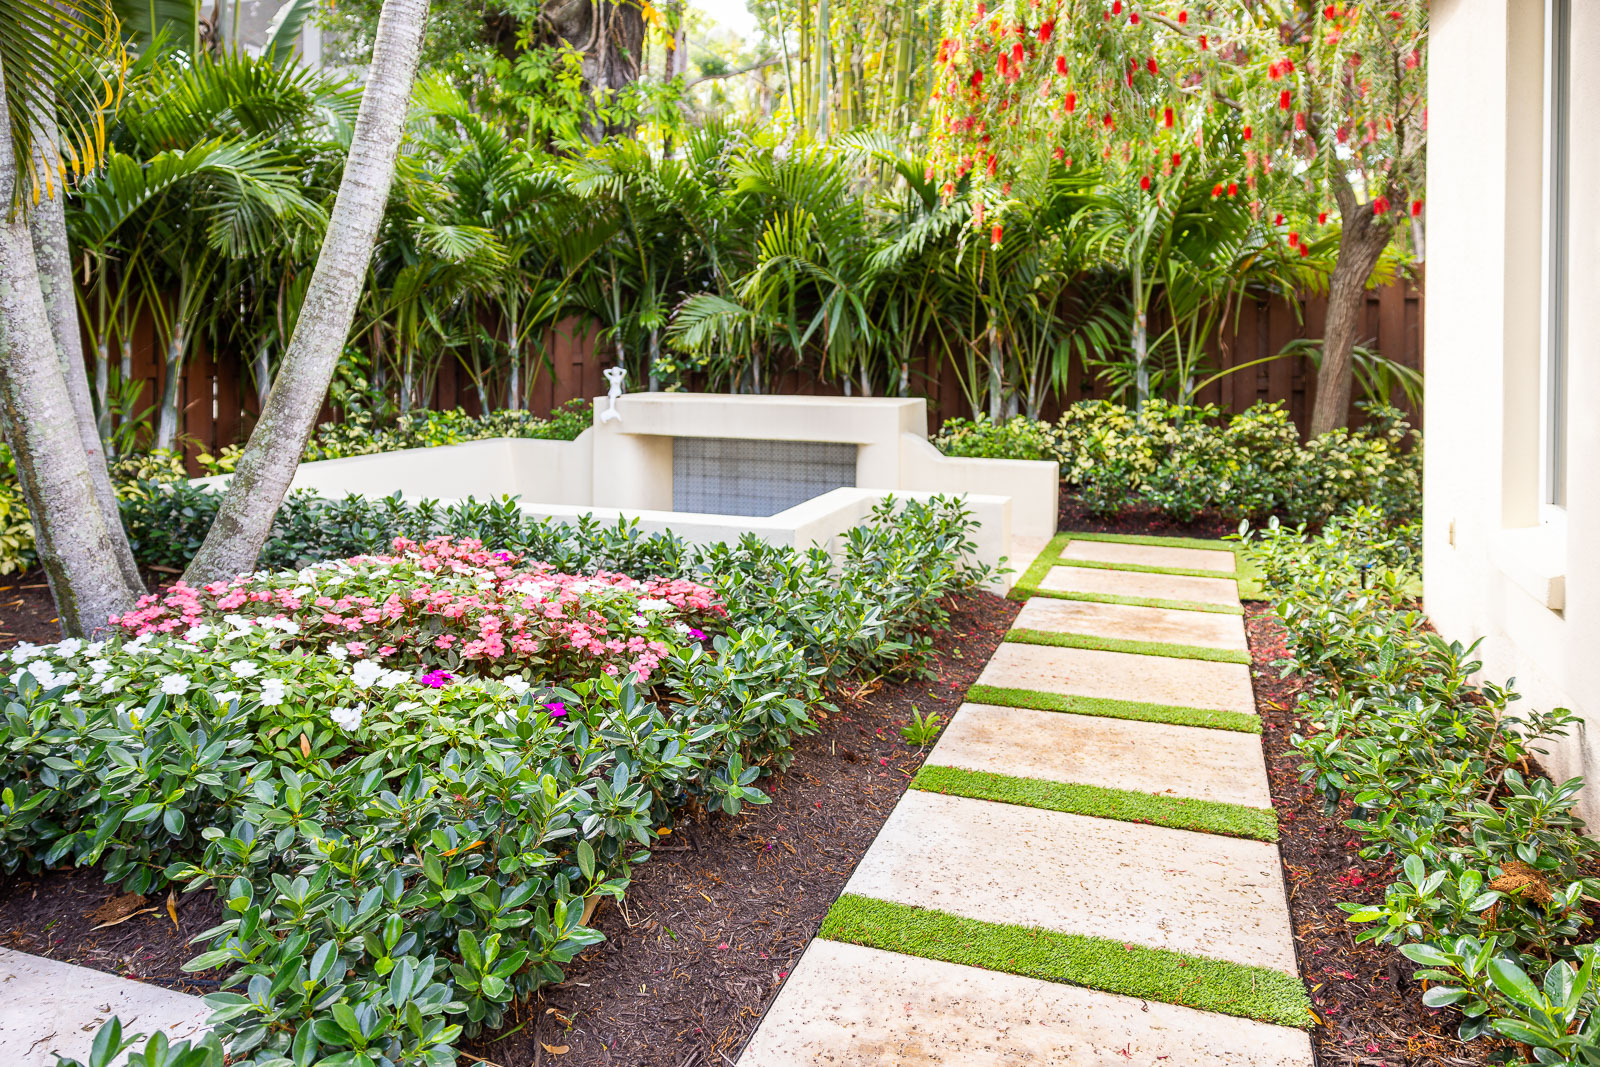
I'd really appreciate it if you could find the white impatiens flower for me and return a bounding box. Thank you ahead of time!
[160,673,192,696]
[259,678,287,706]
[213,690,241,706]
[499,676,531,697]
[674,622,691,635]
[326,644,350,662]
[375,668,409,689]
[89,659,112,675]
[631,614,649,627]
[183,624,212,643]
[230,660,262,678]
[638,598,671,612]
[55,638,83,658]
[350,659,384,689]
[10,641,42,664]
[329,703,365,731]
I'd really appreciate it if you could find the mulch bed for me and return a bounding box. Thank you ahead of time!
[0,575,68,647]
[1247,603,1503,1067]
[0,587,1018,1067]
[1059,493,1242,540]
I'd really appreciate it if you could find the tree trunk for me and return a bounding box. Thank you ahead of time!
[1309,185,1393,437]
[182,0,431,585]
[155,322,184,451]
[1131,261,1149,408]
[985,326,1003,420]
[26,57,143,592]
[0,61,141,635]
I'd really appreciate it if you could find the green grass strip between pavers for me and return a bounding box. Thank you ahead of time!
[820,894,1312,1029]
[1056,530,1267,601]
[1010,532,1071,599]
[966,683,1261,734]
[1005,627,1250,664]
[911,764,1278,842]
[1052,557,1238,580]
[1021,586,1245,615]
[1061,530,1246,553]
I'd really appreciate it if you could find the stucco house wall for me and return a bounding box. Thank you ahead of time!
[1424,0,1600,820]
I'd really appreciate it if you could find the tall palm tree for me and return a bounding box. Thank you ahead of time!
[183,0,432,584]
[0,0,145,634]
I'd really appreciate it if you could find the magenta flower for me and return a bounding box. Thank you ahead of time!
[420,669,454,688]
[689,629,707,641]
[545,701,567,719]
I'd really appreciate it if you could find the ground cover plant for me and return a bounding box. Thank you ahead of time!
[0,496,989,1067]
[1244,508,1600,1063]
[936,400,1421,525]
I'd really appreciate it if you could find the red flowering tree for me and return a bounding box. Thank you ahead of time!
[929,0,1426,431]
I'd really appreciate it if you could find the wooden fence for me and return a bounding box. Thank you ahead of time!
[121,275,1423,469]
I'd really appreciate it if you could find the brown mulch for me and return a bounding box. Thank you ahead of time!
[0,575,66,647]
[0,589,1018,1067]
[1247,603,1501,1067]
[1059,493,1243,540]
[0,868,229,996]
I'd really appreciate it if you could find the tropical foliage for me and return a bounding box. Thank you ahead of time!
[8,497,990,1066]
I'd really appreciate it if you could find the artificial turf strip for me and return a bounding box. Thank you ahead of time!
[1057,531,1269,601]
[1009,533,1071,600]
[1052,557,1239,580]
[911,764,1278,842]
[966,683,1262,734]
[819,894,1313,1029]
[1005,627,1251,664]
[1062,530,1247,553]
[1020,586,1246,615]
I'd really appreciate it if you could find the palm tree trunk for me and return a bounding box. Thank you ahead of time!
[1131,260,1149,408]
[183,0,432,585]
[26,58,142,592]
[155,319,185,451]
[0,60,141,635]
[1309,181,1393,437]
[986,326,1003,420]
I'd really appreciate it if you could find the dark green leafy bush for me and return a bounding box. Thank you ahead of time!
[935,400,1421,524]
[302,401,591,462]
[1244,509,1600,1060]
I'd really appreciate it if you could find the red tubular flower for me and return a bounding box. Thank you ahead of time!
[1038,19,1054,40]
[1199,34,1208,49]
[1372,196,1391,215]
[1053,145,1066,160]
[1064,91,1077,112]
[1279,89,1292,109]
[1411,199,1424,216]
[1288,231,1299,246]
[977,2,986,15]
[991,224,1004,246]
[1146,57,1158,73]
[1130,11,1141,24]
[1295,111,1307,131]
[997,54,1008,77]
[1012,42,1025,63]
[971,69,984,87]
[1211,182,1223,197]
[1102,112,1114,127]
[986,154,998,176]
[1299,244,1309,257]
[1318,211,1328,224]
[1111,0,1122,12]
[1227,181,1238,196]
[1163,107,1174,127]
[1242,125,1252,140]
[1323,3,1336,16]
[1273,212,1284,225]
[1056,55,1068,74]
[1177,9,1188,23]
[1140,174,1151,190]
[1171,151,1182,165]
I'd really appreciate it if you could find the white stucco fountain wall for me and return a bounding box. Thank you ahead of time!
[217,392,1059,591]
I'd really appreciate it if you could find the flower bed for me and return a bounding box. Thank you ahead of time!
[1244,508,1599,1062]
[3,497,989,1067]
[936,399,1421,524]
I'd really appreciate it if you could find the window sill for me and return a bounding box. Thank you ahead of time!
[1489,524,1567,612]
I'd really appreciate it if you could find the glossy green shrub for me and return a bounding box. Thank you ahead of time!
[302,401,590,462]
[1243,511,1600,1059]
[935,400,1421,524]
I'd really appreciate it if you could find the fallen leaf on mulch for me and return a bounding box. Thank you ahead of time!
[540,1043,569,1055]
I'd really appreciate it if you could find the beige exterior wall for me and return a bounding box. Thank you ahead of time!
[1425,0,1600,818]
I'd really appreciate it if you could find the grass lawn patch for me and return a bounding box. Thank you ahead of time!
[819,894,1313,1029]
[911,764,1278,841]
[1008,533,1069,601]
[1005,627,1250,664]
[1052,557,1238,580]
[966,683,1262,733]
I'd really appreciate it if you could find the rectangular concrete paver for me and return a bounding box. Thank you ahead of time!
[977,641,1255,714]
[927,702,1272,808]
[843,790,1297,973]
[0,948,209,1067]
[1013,597,1248,651]
[1061,539,1237,573]
[738,939,1313,1066]
[1039,565,1241,606]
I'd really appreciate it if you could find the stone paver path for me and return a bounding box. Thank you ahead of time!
[0,947,209,1067]
[739,532,1313,1066]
